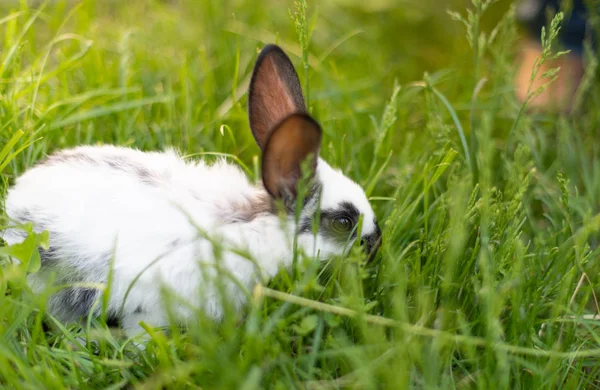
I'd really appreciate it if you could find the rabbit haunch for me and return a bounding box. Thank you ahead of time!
[3,44,381,334]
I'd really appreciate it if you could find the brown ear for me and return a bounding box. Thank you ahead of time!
[248,44,307,150]
[262,114,321,207]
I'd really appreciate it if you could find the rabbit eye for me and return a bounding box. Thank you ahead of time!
[331,216,353,233]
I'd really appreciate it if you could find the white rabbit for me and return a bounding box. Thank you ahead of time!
[3,44,381,335]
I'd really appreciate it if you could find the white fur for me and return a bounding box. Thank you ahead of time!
[4,145,377,335]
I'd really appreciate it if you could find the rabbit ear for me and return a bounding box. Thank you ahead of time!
[262,113,321,208]
[248,44,307,150]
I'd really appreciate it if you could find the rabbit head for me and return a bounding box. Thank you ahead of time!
[248,44,381,260]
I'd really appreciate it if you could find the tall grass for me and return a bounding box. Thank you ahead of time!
[1,0,599,388]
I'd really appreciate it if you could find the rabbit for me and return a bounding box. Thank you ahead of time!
[2,44,382,336]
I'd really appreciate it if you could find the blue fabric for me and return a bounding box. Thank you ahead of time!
[517,0,595,54]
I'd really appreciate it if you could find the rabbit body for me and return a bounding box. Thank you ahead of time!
[3,44,382,335]
[5,145,306,331]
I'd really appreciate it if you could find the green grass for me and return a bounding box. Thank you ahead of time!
[1,0,600,388]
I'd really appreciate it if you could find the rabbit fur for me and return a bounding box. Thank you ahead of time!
[3,44,382,335]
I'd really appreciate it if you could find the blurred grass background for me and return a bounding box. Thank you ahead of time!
[1,0,600,388]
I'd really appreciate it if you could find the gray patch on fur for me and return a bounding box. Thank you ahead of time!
[105,156,157,185]
[169,239,182,249]
[8,207,56,232]
[43,151,95,166]
[42,251,112,321]
[9,208,34,224]
[39,246,60,266]
[133,166,155,184]
[299,216,313,234]
[48,286,101,321]
[281,182,321,214]
[43,151,158,185]
[221,191,274,223]
[302,182,321,208]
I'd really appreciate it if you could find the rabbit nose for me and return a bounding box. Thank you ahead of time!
[360,234,382,262]
[360,221,382,262]
[360,238,368,251]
